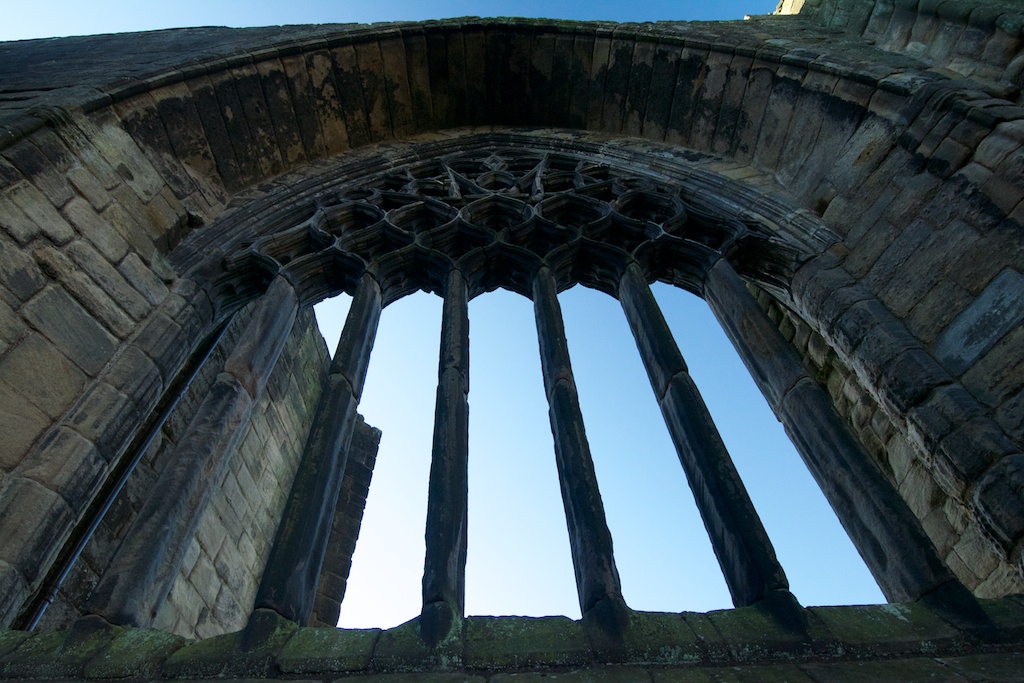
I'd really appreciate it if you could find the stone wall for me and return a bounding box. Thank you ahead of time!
[150,309,328,639]
[32,308,330,638]
[798,0,1024,87]
[752,285,1024,597]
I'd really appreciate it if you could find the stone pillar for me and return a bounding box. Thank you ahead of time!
[618,263,789,607]
[532,267,626,627]
[254,274,382,624]
[703,259,959,603]
[420,269,470,646]
[87,275,299,627]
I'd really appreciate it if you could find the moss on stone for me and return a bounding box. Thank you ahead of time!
[371,616,463,672]
[615,611,706,666]
[81,627,185,679]
[705,603,816,663]
[161,608,298,678]
[0,615,120,679]
[278,626,381,674]
[0,630,31,660]
[807,602,960,655]
[464,615,591,670]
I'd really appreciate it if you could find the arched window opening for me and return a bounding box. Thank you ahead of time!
[334,291,442,629]
[652,283,885,607]
[465,289,579,619]
[561,284,733,613]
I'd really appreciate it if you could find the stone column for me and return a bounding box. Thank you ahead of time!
[618,263,789,607]
[254,274,382,624]
[532,267,625,627]
[420,269,470,646]
[87,275,299,627]
[703,259,959,603]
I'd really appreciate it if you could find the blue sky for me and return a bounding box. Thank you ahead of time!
[3,0,886,628]
[3,1,780,41]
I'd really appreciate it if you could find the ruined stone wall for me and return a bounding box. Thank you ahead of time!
[30,308,330,638]
[798,0,1024,86]
[1,5,1024,637]
[152,309,328,639]
[752,286,1024,597]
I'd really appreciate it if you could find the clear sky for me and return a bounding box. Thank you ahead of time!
[2,1,780,41]
[3,0,886,628]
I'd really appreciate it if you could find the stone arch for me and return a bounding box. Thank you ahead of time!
[1,4,1023,657]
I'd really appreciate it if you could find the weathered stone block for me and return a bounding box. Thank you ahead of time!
[65,380,139,462]
[21,426,107,512]
[0,333,79,419]
[0,235,45,302]
[898,462,942,519]
[0,560,30,630]
[119,251,170,305]
[0,379,52,470]
[63,195,129,263]
[372,616,463,672]
[81,626,186,679]
[0,614,121,679]
[807,602,959,655]
[973,454,1024,551]
[33,243,136,338]
[6,180,75,244]
[935,268,1024,376]
[278,626,380,674]
[67,239,151,320]
[464,615,590,670]
[22,285,118,376]
[66,164,112,211]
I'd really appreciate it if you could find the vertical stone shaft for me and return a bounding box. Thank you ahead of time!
[703,259,958,602]
[618,263,789,607]
[421,269,470,638]
[255,274,382,624]
[87,275,299,627]
[533,267,623,616]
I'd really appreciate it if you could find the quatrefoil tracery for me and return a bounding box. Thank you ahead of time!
[221,150,770,308]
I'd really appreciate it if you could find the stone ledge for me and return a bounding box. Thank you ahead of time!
[0,599,1022,680]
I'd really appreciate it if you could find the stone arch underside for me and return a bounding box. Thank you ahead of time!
[1,6,1024,674]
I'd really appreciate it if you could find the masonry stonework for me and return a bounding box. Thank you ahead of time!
[1,0,1024,679]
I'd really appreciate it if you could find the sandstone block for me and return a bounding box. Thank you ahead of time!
[20,426,106,513]
[22,286,117,375]
[935,268,1024,375]
[118,252,169,305]
[2,139,75,208]
[63,195,129,262]
[65,381,139,462]
[66,165,112,212]
[0,193,44,245]
[898,462,942,519]
[6,180,75,245]
[33,243,135,338]
[0,475,73,581]
[0,379,52,470]
[66,239,150,319]
[86,117,166,203]
[101,200,157,261]
[0,234,45,302]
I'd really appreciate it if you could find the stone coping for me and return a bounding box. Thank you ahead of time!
[1,598,1022,680]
